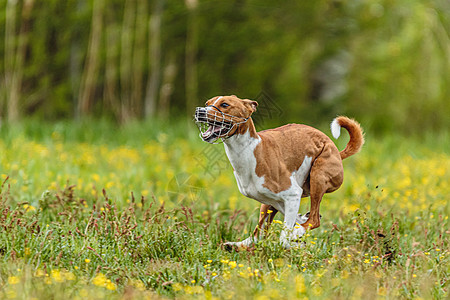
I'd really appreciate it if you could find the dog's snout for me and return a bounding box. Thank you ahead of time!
[194,107,207,121]
[195,107,206,115]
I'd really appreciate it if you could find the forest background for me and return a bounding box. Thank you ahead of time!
[1,0,449,135]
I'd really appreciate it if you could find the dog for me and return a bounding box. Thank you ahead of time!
[194,95,364,249]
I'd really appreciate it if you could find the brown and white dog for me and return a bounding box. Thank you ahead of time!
[194,95,364,249]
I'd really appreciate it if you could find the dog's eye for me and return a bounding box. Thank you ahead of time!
[220,103,229,108]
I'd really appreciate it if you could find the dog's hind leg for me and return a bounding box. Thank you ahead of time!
[301,186,325,230]
[301,154,343,230]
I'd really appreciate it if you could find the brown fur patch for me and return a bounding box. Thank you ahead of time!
[254,124,342,193]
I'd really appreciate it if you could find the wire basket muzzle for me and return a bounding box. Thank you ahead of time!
[194,107,236,142]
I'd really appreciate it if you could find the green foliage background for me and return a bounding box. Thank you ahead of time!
[1,0,449,133]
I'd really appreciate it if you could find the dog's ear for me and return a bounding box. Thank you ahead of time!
[243,99,258,113]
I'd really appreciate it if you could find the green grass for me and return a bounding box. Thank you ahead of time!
[0,120,448,299]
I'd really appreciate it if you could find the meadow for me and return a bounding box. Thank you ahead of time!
[0,120,448,299]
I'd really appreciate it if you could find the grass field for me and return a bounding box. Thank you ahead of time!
[0,120,448,299]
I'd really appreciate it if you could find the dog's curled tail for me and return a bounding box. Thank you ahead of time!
[331,116,365,160]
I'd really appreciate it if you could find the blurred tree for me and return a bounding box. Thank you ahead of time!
[158,51,177,118]
[78,0,103,117]
[0,0,448,134]
[185,0,199,118]
[104,0,122,119]
[145,0,164,118]
[4,0,35,122]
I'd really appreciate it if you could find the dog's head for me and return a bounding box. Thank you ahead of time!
[194,95,258,143]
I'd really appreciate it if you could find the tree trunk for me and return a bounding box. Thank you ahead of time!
[185,0,199,118]
[104,3,121,119]
[144,0,163,118]
[119,0,136,122]
[3,0,17,120]
[78,0,104,118]
[159,52,177,119]
[5,0,35,122]
[131,0,148,118]
[70,0,84,118]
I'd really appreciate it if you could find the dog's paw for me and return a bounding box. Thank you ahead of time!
[293,225,306,237]
[222,242,235,252]
[280,226,306,249]
[290,241,306,249]
[297,212,322,224]
[297,213,309,224]
[222,236,255,252]
[281,240,305,250]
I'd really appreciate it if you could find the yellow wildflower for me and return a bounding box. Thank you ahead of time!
[92,273,107,287]
[35,269,46,277]
[8,276,20,285]
[172,283,183,291]
[51,270,64,282]
[64,271,76,281]
[106,281,116,291]
[23,204,36,212]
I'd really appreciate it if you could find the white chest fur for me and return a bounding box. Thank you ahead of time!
[224,131,264,198]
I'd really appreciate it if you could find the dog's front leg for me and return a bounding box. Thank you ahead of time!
[223,204,277,251]
[253,204,278,238]
[280,196,305,249]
